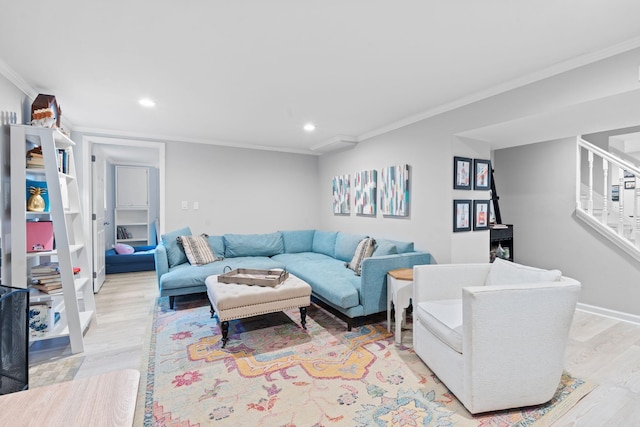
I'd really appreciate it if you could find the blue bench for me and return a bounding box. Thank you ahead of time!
[106,245,156,274]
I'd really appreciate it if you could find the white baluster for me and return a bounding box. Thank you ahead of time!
[602,159,608,225]
[587,151,594,215]
[635,184,640,248]
[619,169,625,236]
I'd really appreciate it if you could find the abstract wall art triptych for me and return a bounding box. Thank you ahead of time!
[332,164,409,217]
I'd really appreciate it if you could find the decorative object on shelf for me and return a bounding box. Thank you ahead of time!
[26,179,49,212]
[28,301,53,337]
[473,158,491,191]
[380,164,410,216]
[473,200,490,231]
[27,185,47,212]
[354,169,377,216]
[26,220,54,252]
[30,94,61,128]
[453,199,472,232]
[332,174,350,214]
[453,156,472,190]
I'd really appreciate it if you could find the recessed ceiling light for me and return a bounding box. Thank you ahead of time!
[304,123,316,132]
[139,98,156,107]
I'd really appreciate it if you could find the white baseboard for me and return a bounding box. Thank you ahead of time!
[576,303,640,326]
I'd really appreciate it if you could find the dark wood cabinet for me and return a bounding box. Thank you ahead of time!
[490,224,513,262]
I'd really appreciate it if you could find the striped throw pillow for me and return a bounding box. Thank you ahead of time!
[178,234,218,266]
[347,237,376,276]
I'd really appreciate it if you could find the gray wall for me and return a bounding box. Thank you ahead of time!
[494,139,640,316]
[163,140,320,235]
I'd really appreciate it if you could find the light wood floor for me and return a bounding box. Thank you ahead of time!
[28,271,640,426]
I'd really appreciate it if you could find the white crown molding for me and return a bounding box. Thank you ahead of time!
[359,36,640,143]
[577,303,640,326]
[0,58,37,99]
[310,135,358,153]
[73,126,321,156]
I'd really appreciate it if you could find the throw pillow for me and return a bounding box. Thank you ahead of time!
[347,237,376,276]
[372,240,398,257]
[486,258,562,286]
[161,226,191,268]
[178,234,218,266]
[113,243,134,255]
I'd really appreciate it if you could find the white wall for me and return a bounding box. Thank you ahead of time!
[318,110,492,264]
[494,139,640,316]
[164,140,320,235]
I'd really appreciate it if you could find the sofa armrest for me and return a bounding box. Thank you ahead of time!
[360,252,432,316]
[414,264,490,303]
[154,243,169,287]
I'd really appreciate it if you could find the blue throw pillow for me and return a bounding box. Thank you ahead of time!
[161,226,191,268]
[224,232,284,257]
[372,239,398,257]
[280,230,315,253]
[334,232,367,262]
[375,238,414,254]
[312,230,338,257]
[206,235,225,259]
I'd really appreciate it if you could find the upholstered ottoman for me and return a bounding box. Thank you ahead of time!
[205,274,312,347]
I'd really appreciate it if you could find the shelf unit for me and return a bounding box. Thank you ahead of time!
[115,166,149,245]
[5,125,96,354]
[489,224,514,262]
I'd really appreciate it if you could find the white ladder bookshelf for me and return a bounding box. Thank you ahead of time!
[5,124,96,354]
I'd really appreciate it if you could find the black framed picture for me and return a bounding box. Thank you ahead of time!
[612,185,620,201]
[453,157,472,190]
[473,200,490,231]
[625,180,636,190]
[453,199,472,232]
[474,159,491,191]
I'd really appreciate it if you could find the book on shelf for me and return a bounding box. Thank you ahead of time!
[31,262,80,275]
[32,284,63,294]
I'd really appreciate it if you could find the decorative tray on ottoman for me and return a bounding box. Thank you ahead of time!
[217,268,289,287]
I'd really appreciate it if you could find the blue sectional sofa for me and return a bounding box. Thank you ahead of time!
[154,228,432,329]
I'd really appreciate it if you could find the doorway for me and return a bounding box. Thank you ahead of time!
[81,136,165,292]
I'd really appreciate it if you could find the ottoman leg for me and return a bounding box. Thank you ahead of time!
[209,302,215,319]
[300,306,307,330]
[221,321,229,348]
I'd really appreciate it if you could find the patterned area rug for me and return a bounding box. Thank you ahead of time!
[143,297,594,426]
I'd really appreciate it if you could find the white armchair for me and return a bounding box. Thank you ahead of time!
[412,259,580,414]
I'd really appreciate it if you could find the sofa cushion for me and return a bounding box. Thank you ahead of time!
[280,229,315,253]
[347,237,376,275]
[284,258,360,309]
[206,235,225,259]
[417,299,463,354]
[160,256,285,291]
[178,234,217,266]
[161,226,191,268]
[375,238,414,254]
[312,230,338,257]
[224,232,284,258]
[486,258,562,286]
[335,232,367,262]
[372,240,398,257]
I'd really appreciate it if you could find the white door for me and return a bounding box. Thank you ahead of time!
[92,151,107,292]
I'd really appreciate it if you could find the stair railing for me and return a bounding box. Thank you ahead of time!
[576,137,640,260]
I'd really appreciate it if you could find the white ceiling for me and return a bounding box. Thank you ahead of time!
[2,1,640,155]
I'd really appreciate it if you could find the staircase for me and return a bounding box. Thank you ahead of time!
[576,137,640,262]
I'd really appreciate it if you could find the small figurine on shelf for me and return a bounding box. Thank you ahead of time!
[27,186,47,212]
[30,94,61,128]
